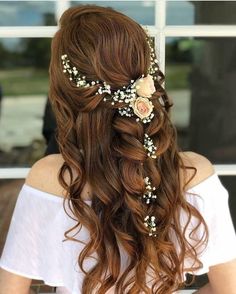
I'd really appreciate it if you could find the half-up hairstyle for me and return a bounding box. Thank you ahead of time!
[49,4,209,294]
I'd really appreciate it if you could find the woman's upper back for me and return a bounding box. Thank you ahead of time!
[25,151,215,201]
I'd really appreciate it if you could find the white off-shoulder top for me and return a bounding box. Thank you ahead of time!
[0,173,236,294]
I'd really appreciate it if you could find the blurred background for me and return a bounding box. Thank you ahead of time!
[0,0,236,293]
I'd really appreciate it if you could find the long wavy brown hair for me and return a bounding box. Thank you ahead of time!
[49,4,209,294]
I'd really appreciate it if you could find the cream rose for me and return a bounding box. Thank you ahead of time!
[135,74,156,98]
[131,97,154,120]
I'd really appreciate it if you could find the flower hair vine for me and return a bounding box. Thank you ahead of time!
[61,32,160,237]
[61,54,101,88]
[62,53,156,124]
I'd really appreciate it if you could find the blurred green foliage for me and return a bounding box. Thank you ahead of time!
[165,64,191,89]
[0,37,195,96]
[0,38,50,96]
[0,68,49,96]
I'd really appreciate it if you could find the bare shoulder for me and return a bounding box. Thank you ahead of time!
[207,258,236,293]
[25,154,65,197]
[179,151,215,190]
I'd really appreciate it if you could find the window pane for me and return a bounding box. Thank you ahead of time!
[0,1,56,26]
[71,1,155,25]
[0,38,51,167]
[165,37,236,164]
[167,1,236,25]
[166,37,236,289]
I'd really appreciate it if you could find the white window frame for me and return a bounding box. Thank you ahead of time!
[0,0,236,179]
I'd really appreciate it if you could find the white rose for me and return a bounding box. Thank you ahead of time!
[135,74,156,98]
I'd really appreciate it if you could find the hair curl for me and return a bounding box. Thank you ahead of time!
[49,4,209,294]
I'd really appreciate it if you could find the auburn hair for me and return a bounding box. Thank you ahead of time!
[49,4,209,294]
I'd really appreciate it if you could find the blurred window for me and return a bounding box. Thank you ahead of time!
[166,37,236,164]
[0,1,56,26]
[0,38,50,167]
[71,1,155,25]
[166,1,236,25]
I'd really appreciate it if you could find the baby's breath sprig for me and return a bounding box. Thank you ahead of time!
[61,54,100,88]
[143,134,157,159]
[101,77,138,106]
[118,105,134,117]
[147,38,159,79]
[96,81,112,96]
[141,176,158,237]
[144,215,157,237]
[142,177,157,204]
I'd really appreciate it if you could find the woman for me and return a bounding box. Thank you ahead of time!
[0,5,236,294]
